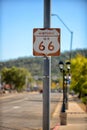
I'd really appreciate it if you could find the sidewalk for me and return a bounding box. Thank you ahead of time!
[54,124,87,130]
[52,95,87,130]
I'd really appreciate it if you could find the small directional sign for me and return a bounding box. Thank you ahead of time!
[33,28,60,56]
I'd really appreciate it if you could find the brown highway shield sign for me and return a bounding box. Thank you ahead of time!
[33,28,60,56]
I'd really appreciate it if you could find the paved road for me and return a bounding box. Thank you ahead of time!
[0,92,62,130]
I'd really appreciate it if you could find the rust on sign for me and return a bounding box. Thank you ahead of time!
[33,28,60,56]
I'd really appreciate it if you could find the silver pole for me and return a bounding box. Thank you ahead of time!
[70,32,73,61]
[51,14,73,61]
[0,75,1,90]
[43,0,51,130]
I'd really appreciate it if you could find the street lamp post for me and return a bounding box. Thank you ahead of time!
[59,61,66,112]
[65,61,71,109]
[51,14,73,61]
[51,13,72,109]
[59,60,71,125]
[59,61,71,111]
[59,61,70,125]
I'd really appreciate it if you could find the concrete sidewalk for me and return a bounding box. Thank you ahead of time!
[52,95,87,130]
[53,124,87,130]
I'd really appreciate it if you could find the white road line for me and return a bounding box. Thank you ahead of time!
[13,106,20,109]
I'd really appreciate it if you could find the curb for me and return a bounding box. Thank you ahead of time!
[52,96,62,118]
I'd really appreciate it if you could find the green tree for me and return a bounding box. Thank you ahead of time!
[1,67,33,92]
[71,54,87,98]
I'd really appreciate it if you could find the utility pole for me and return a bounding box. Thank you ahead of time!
[0,75,1,90]
[51,14,73,61]
[43,0,51,130]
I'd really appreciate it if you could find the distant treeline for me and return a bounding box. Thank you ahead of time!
[0,49,87,77]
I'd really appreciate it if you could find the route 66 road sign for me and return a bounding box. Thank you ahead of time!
[33,28,60,56]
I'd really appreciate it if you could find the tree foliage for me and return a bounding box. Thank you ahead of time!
[0,49,87,78]
[71,54,87,101]
[1,67,33,92]
[0,49,87,95]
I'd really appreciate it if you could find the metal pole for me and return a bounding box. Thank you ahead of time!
[86,96,87,113]
[51,14,71,33]
[62,71,65,112]
[65,74,70,109]
[65,80,68,109]
[70,32,73,61]
[51,14,73,61]
[0,75,1,90]
[51,14,73,111]
[43,0,51,130]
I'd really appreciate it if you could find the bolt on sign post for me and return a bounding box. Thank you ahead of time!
[33,28,60,56]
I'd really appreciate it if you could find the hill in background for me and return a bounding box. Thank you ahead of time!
[0,49,87,79]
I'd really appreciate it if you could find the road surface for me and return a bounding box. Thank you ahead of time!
[0,92,62,130]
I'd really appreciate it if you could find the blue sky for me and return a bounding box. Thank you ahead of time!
[0,0,87,61]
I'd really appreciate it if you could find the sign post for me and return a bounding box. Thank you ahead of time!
[43,1,50,130]
[33,1,60,130]
[33,28,60,129]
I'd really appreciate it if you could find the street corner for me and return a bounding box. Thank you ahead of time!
[51,123,60,130]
